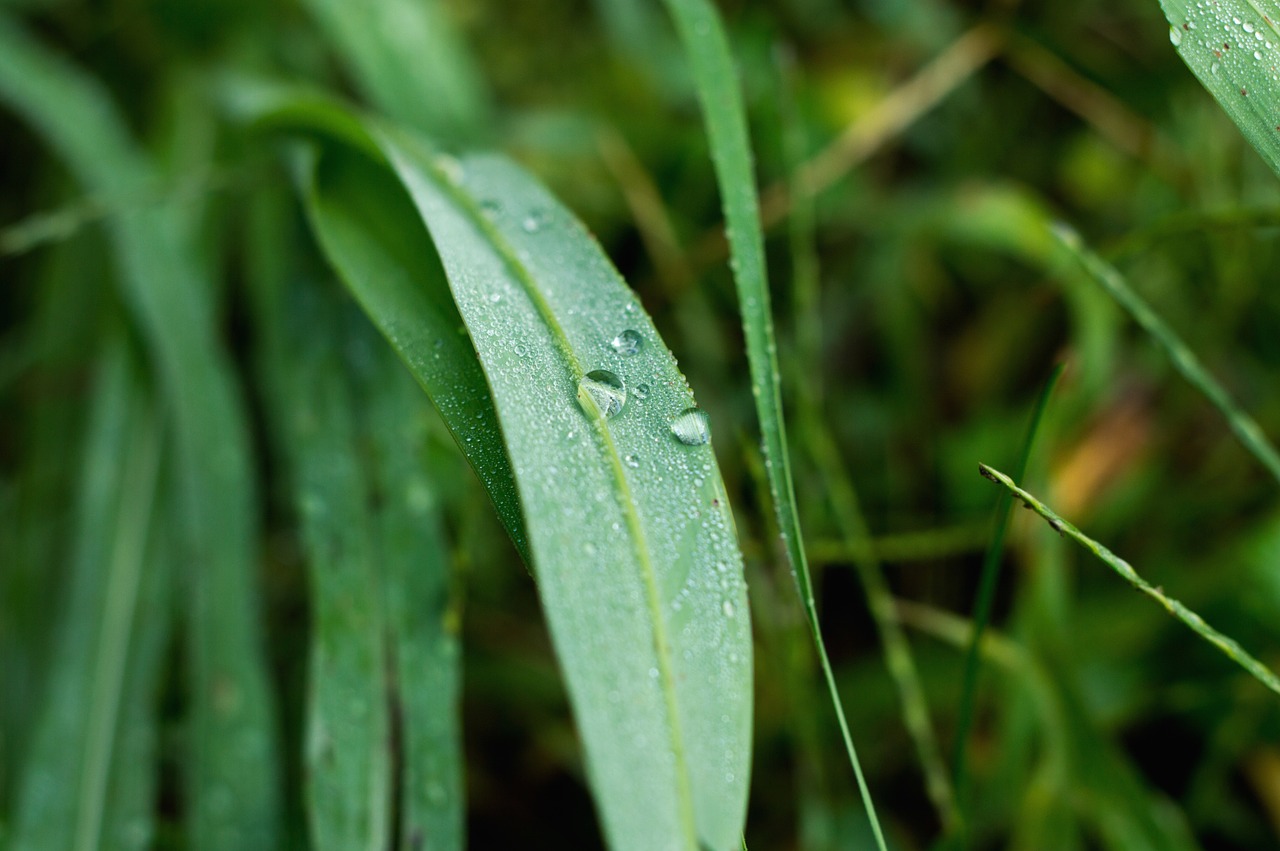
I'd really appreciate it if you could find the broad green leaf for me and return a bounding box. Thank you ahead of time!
[1161,0,1280,179]
[658,0,896,842]
[375,134,753,850]
[0,19,281,848]
[247,89,754,846]
[10,340,169,851]
[300,0,490,141]
[979,464,1280,697]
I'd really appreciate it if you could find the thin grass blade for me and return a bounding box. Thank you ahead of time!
[952,363,1063,827]
[1160,0,1280,179]
[1051,223,1280,487]
[281,287,394,850]
[0,20,281,847]
[9,339,168,851]
[658,0,888,843]
[979,463,1280,697]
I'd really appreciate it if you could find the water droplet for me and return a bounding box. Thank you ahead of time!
[436,155,463,184]
[488,292,502,304]
[522,209,548,233]
[722,600,736,618]
[1244,21,1256,33]
[633,383,650,400]
[480,199,501,218]
[610,329,643,356]
[1211,61,1222,73]
[1170,26,1183,46]
[1255,49,1263,59]
[578,370,627,418]
[670,408,711,445]
[648,667,660,680]
[625,454,640,468]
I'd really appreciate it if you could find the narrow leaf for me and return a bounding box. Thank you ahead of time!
[978,463,1280,697]
[10,340,169,851]
[291,122,753,846]
[658,0,890,843]
[1161,0,1280,179]
[1051,223,1280,487]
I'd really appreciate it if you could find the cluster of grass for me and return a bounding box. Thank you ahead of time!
[3,0,1280,849]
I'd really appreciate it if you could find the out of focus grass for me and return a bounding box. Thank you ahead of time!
[3,0,1280,849]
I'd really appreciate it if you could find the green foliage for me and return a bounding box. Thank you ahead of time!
[4,0,1280,849]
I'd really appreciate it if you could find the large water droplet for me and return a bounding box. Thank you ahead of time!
[610,329,644,356]
[633,383,650,400]
[1169,26,1183,46]
[578,370,626,418]
[671,408,711,445]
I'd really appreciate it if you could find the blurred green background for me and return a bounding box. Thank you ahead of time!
[3,0,1280,848]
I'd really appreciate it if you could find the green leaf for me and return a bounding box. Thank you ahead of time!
[1161,0,1280,179]
[0,19,282,848]
[657,0,891,843]
[978,463,1280,698]
[284,113,753,847]
[1050,223,1280,487]
[10,339,169,851]
[301,144,528,561]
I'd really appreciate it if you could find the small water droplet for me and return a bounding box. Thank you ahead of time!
[633,383,650,400]
[671,408,711,445]
[1170,26,1183,46]
[648,667,660,680]
[1211,60,1222,73]
[480,199,501,218]
[722,600,736,618]
[488,292,502,304]
[1244,21,1256,33]
[610,329,644,356]
[522,209,548,233]
[578,370,627,418]
[1255,49,1263,59]
[436,155,463,184]
[625,454,640,468]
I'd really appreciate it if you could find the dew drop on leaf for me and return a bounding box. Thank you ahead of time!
[577,369,626,418]
[671,407,711,445]
[633,382,650,400]
[610,329,644,356]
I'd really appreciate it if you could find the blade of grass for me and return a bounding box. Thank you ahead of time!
[951,364,1064,830]
[360,334,464,850]
[235,89,755,847]
[283,286,395,851]
[978,463,1280,697]
[656,1,886,844]
[9,339,168,851]
[1050,223,1280,487]
[0,20,282,848]
[1160,0,1280,180]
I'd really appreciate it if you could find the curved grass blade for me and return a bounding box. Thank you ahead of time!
[299,141,527,559]
[978,463,1280,697]
[243,92,754,847]
[658,0,889,843]
[9,340,169,851]
[367,131,753,850]
[300,0,490,142]
[0,19,281,847]
[952,364,1063,830]
[1160,0,1280,179]
[1051,223,1280,487]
